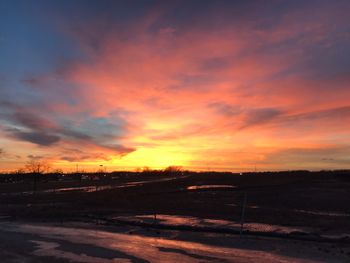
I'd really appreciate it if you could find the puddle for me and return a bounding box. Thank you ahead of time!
[30,240,130,263]
[187,185,236,190]
[40,182,145,194]
[0,184,139,196]
[0,222,331,263]
[114,214,310,234]
[294,209,350,217]
[1,176,186,196]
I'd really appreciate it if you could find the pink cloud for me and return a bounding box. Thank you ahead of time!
[5,2,350,171]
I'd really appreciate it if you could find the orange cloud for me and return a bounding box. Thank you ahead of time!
[2,1,350,171]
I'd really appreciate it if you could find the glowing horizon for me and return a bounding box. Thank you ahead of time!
[1,1,350,172]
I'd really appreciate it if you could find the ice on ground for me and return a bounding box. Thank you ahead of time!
[0,222,338,263]
[113,214,312,234]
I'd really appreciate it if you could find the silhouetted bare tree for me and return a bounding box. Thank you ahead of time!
[25,160,51,193]
[164,166,183,174]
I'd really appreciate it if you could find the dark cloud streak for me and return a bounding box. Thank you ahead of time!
[0,101,135,159]
[6,128,61,146]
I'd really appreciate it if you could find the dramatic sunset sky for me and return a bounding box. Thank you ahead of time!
[1,0,350,172]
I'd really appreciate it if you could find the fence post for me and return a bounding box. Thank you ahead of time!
[240,192,247,239]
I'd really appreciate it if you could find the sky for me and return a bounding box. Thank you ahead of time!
[1,0,350,172]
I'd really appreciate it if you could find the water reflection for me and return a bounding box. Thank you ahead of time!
[0,222,327,263]
[113,214,309,234]
[187,185,236,190]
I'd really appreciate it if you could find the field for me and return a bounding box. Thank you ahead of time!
[0,171,349,262]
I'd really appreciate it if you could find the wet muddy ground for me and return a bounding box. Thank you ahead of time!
[0,221,349,262]
[0,171,349,262]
